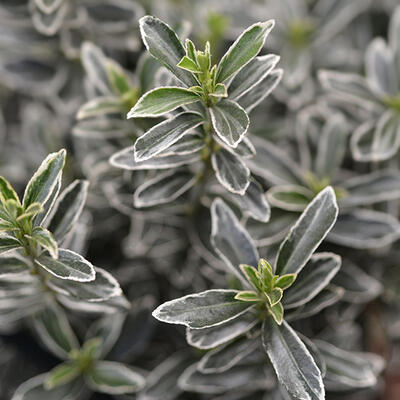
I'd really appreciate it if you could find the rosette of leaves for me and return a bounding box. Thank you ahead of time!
[151,187,368,399]
[111,15,282,207]
[0,149,124,329]
[247,106,400,249]
[12,302,145,399]
[261,0,371,109]
[319,4,400,162]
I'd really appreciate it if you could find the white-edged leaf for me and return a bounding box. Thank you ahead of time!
[47,180,89,242]
[128,87,200,118]
[86,361,145,394]
[267,185,313,212]
[340,170,400,207]
[76,96,123,120]
[211,198,259,282]
[23,149,66,208]
[186,311,257,349]
[110,147,201,170]
[139,16,198,87]
[36,248,95,282]
[210,100,249,148]
[32,300,79,359]
[283,253,341,309]
[247,136,305,186]
[262,319,324,400]
[328,209,400,248]
[11,373,84,400]
[216,20,275,83]
[134,112,203,161]
[230,179,271,222]
[0,235,22,255]
[134,170,196,208]
[198,335,259,374]
[239,68,283,113]
[276,187,338,275]
[48,267,122,302]
[229,54,280,100]
[28,227,58,259]
[152,289,254,329]
[211,148,250,195]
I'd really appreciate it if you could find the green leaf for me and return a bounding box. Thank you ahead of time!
[258,258,274,289]
[177,56,201,73]
[234,291,260,302]
[86,361,146,394]
[262,319,324,399]
[185,39,197,61]
[266,185,313,212]
[21,202,43,219]
[27,226,58,258]
[152,289,254,329]
[47,180,89,242]
[210,99,249,148]
[266,288,283,306]
[0,220,16,233]
[36,248,95,282]
[0,176,20,206]
[32,301,79,359]
[76,96,123,120]
[275,274,297,290]
[22,149,66,209]
[276,186,338,275]
[106,60,131,95]
[216,20,275,83]
[210,83,228,98]
[134,112,203,161]
[0,235,21,255]
[139,16,198,87]
[229,54,280,100]
[211,148,250,194]
[268,301,284,325]
[44,362,81,390]
[239,264,262,293]
[128,87,200,118]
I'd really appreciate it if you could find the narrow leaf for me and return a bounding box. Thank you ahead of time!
[128,87,200,118]
[152,289,254,329]
[134,112,203,161]
[276,186,338,275]
[262,319,324,400]
[210,99,249,148]
[216,20,275,83]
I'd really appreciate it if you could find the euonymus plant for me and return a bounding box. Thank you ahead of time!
[1,1,399,400]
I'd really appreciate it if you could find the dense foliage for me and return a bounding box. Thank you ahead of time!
[1,1,400,399]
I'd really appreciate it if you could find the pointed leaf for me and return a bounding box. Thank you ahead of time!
[211,148,250,195]
[152,289,254,329]
[269,301,284,325]
[0,176,20,206]
[86,361,145,394]
[284,253,341,309]
[276,187,338,275]
[134,112,203,161]
[22,149,66,208]
[262,319,324,400]
[216,20,275,83]
[134,170,196,208]
[47,180,89,242]
[36,248,95,282]
[45,362,81,390]
[234,291,260,302]
[28,227,58,259]
[210,99,249,148]
[139,16,198,87]
[211,198,259,282]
